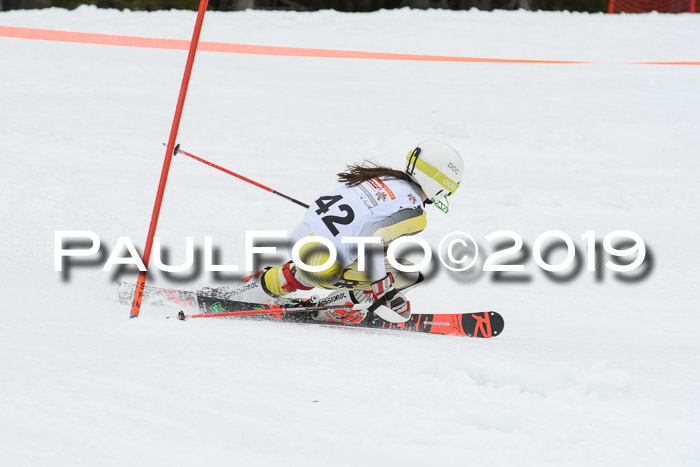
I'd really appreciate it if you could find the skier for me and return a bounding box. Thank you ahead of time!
[224,140,464,323]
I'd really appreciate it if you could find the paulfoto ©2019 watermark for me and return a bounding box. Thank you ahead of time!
[54,230,650,280]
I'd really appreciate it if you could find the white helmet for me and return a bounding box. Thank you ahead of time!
[405,140,463,213]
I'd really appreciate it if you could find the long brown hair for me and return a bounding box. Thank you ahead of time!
[337,161,415,187]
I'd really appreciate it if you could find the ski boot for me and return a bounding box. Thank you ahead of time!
[201,262,313,305]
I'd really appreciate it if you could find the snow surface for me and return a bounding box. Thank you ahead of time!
[1,6,699,466]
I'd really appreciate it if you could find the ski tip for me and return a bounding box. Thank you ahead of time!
[488,311,505,337]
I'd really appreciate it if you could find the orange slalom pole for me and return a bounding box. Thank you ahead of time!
[130,0,209,319]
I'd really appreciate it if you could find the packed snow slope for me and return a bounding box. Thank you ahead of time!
[1,6,699,467]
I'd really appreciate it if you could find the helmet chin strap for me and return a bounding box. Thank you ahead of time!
[431,195,450,213]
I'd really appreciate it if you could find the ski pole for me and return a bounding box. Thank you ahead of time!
[169,144,310,209]
[172,304,355,320]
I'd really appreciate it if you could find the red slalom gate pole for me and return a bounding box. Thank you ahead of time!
[130,0,209,319]
[175,145,310,209]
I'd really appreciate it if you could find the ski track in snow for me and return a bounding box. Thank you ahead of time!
[1,6,699,466]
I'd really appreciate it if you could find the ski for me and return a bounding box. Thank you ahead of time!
[117,281,504,338]
[196,295,504,338]
[117,281,197,307]
[173,303,355,320]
